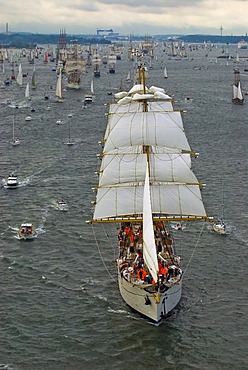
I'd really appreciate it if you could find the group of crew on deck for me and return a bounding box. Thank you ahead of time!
[118,222,182,285]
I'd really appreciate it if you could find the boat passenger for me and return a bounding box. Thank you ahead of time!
[137,266,147,281]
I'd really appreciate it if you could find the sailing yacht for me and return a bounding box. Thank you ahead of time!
[87,67,210,323]
[16,64,23,86]
[55,69,64,102]
[232,68,244,104]
[12,116,20,146]
[66,118,74,145]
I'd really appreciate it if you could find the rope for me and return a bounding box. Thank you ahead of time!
[91,224,118,283]
[183,222,205,277]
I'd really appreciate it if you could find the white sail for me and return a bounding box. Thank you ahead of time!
[16,64,23,86]
[142,163,159,283]
[233,85,238,99]
[25,82,30,98]
[99,153,196,187]
[93,184,207,221]
[91,79,94,94]
[55,71,63,100]
[237,82,243,100]
[103,111,190,153]
[31,67,36,89]
[164,66,168,78]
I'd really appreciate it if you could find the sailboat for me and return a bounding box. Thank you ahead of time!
[163,66,168,78]
[232,68,244,104]
[55,69,64,102]
[92,49,101,78]
[16,64,23,86]
[31,66,36,90]
[87,67,210,323]
[66,118,74,145]
[65,45,86,89]
[211,182,228,235]
[12,116,20,146]
[84,79,95,104]
[25,82,31,100]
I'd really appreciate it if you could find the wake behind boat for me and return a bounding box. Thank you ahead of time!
[87,67,210,324]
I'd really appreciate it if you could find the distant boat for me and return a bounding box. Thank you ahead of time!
[237,39,248,49]
[57,199,69,211]
[31,66,36,89]
[18,223,36,240]
[163,66,168,78]
[232,68,244,104]
[66,118,74,145]
[211,181,228,235]
[11,116,20,146]
[55,69,64,102]
[84,79,95,104]
[126,70,131,81]
[25,82,30,100]
[65,45,86,89]
[16,64,23,86]
[3,173,19,189]
[92,49,101,78]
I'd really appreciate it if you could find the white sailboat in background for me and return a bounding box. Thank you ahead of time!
[84,79,95,104]
[31,66,36,89]
[25,82,31,100]
[66,118,74,145]
[12,116,20,146]
[16,64,23,86]
[232,68,244,104]
[163,66,168,78]
[87,66,210,324]
[55,69,64,102]
[211,182,228,235]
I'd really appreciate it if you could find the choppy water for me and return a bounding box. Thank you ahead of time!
[0,43,247,370]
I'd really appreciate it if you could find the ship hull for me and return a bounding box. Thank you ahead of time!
[118,274,182,323]
[67,82,81,89]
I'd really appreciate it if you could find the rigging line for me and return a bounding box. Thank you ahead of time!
[91,223,117,284]
[183,222,206,277]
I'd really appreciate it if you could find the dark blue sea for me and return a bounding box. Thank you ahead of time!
[0,43,247,370]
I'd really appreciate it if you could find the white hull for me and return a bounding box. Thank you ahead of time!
[213,223,227,235]
[118,274,182,323]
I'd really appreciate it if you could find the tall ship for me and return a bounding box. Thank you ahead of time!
[108,54,117,74]
[92,49,101,78]
[88,67,210,323]
[65,47,86,89]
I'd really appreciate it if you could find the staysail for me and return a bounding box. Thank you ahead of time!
[143,163,159,282]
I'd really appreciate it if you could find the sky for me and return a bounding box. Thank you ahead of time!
[1,0,248,36]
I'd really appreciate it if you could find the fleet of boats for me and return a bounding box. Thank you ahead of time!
[1,39,240,322]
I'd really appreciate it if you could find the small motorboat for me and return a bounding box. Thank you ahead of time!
[3,173,19,189]
[12,138,21,146]
[18,223,36,240]
[57,199,69,211]
[25,116,32,121]
[212,220,228,235]
[84,94,93,104]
